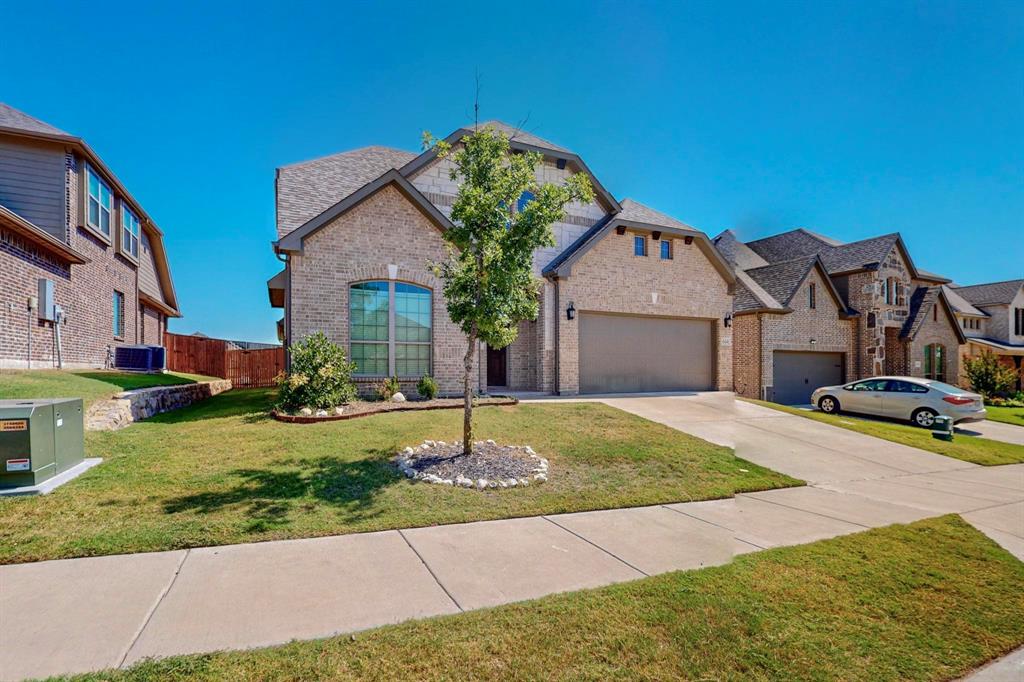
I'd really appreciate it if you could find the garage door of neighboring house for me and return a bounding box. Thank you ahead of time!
[772,351,844,405]
[578,313,714,394]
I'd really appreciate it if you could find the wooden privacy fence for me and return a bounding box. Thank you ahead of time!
[164,332,284,388]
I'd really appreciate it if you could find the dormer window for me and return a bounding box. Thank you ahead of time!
[121,204,140,259]
[86,165,113,238]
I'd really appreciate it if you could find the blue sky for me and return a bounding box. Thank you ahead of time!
[3,1,1021,342]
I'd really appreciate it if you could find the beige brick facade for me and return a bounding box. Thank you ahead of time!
[732,267,855,399]
[287,185,480,397]
[555,229,733,395]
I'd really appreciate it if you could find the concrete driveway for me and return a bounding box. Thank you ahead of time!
[598,394,976,484]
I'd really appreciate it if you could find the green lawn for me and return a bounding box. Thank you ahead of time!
[986,404,1024,427]
[68,516,1024,682]
[0,369,216,408]
[745,399,1024,466]
[0,389,797,564]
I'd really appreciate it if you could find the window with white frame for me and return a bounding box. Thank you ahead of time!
[87,165,113,237]
[121,204,140,258]
[349,281,432,377]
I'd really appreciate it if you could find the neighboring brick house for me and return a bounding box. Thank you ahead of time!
[946,279,1024,392]
[0,103,180,369]
[269,121,736,396]
[713,228,965,404]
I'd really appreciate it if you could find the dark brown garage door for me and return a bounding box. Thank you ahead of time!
[772,351,843,405]
[578,313,714,394]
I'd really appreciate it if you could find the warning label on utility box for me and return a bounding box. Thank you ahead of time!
[6,459,30,471]
[0,420,27,432]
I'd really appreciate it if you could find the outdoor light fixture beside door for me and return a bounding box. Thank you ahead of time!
[566,302,576,320]
[724,313,732,328]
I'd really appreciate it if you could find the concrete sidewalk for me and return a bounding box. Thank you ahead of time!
[3,394,1023,681]
[3,465,1021,681]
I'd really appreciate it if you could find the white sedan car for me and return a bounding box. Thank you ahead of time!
[810,376,986,428]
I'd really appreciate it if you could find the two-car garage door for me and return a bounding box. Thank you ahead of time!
[578,312,714,394]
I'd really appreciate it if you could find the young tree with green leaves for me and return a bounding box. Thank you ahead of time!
[964,350,1018,398]
[425,125,594,454]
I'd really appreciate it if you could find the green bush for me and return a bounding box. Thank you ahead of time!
[965,351,1018,398]
[276,332,357,411]
[375,375,401,401]
[417,374,439,400]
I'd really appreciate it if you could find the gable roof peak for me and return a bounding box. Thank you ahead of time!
[469,120,571,153]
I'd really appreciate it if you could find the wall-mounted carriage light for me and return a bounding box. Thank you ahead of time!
[566,302,576,321]
[724,313,732,328]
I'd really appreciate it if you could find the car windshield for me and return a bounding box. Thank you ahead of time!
[924,380,968,394]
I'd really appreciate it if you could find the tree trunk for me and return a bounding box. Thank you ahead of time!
[462,323,477,455]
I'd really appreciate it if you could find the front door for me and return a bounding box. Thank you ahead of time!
[487,346,507,387]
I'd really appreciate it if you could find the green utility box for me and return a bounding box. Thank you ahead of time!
[0,399,84,488]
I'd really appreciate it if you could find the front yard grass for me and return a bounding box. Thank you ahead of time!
[0,389,798,564]
[744,398,1024,466]
[0,369,216,408]
[69,516,1024,682]
[985,404,1024,427]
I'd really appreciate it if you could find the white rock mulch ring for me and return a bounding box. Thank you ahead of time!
[394,440,548,490]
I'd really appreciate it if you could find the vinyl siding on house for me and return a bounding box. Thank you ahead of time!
[0,137,66,240]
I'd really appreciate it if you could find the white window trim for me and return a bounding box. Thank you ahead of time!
[121,203,140,259]
[86,164,113,239]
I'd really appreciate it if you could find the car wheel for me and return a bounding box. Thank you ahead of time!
[912,408,938,428]
[819,396,840,414]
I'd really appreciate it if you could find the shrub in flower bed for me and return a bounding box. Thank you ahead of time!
[276,332,357,412]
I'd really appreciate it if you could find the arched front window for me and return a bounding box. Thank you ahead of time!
[349,281,431,377]
[924,343,945,382]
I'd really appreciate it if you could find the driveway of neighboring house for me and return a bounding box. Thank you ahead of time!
[958,419,1024,446]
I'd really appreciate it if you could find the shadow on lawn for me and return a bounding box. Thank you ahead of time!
[161,453,398,533]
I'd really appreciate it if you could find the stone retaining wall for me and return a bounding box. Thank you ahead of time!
[86,380,232,431]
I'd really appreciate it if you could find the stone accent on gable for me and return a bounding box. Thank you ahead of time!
[555,229,733,395]
[287,184,480,396]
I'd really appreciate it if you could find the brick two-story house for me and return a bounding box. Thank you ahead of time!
[0,103,179,369]
[714,228,965,404]
[269,121,736,396]
[947,279,1024,392]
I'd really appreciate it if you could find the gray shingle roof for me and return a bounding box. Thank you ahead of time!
[901,286,940,339]
[942,285,988,317]
[617,199,692,229]
[746,229,901,275]
[276,145,416,238]
[952,279,1024,306]
[0,102,71,137]
[475,120,571,153]
[743,256,819,308]
[713,230,769,270]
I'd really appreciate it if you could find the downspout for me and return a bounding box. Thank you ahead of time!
[275,248,291,371]
[553,277,560,395]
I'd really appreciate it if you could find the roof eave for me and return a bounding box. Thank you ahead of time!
[398,127,621,214]
[0,205,89,264]
[276,169,454,254]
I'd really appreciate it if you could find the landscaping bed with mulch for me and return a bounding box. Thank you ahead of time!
[271,396,518,423]
[395,440,548,489]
